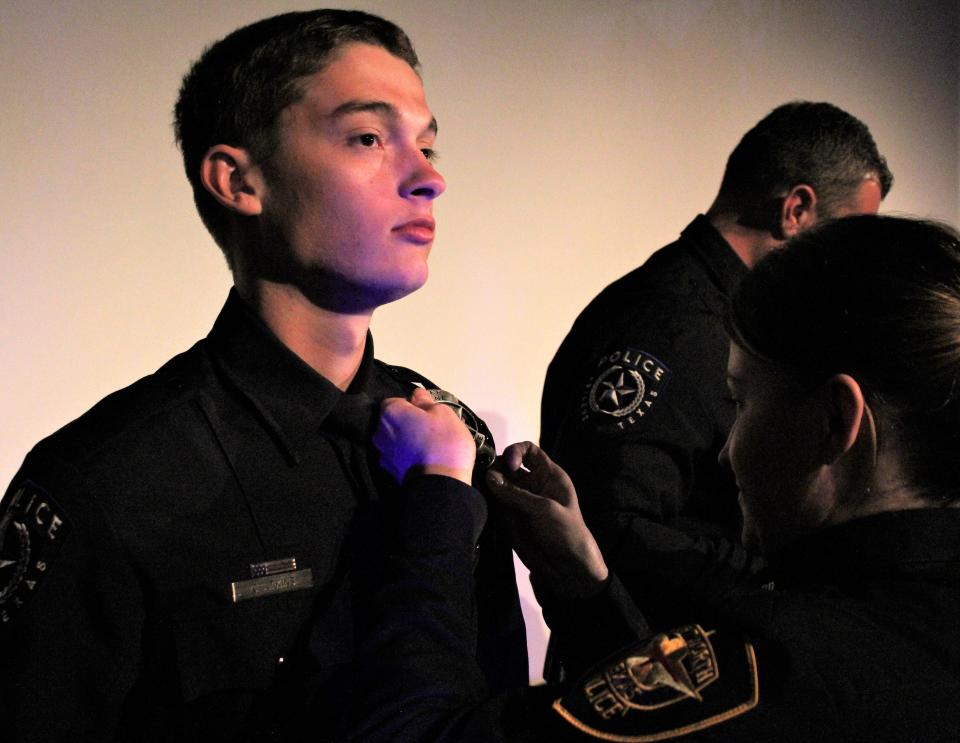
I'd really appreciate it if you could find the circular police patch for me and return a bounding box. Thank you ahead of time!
[590,367,645,418]
[0,481,70,626]
[581,348,670,433]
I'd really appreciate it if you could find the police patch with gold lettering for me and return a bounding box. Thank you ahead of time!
[580,348,670,433]
[0,481,70,626]
[553,625,758,741]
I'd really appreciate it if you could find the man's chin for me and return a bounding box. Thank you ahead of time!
[360,264,430,307]
[292,271,428,313]
[369,276,428,307]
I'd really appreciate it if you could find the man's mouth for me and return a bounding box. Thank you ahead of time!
[393,218,435,244]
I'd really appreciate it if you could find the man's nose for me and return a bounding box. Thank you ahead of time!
[400,154,445,200]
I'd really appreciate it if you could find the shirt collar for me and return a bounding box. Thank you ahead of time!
[681,214,749,296]
[766,508,960,585]
[206,289,377,460]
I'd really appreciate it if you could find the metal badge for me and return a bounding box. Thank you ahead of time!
[424,388,497,469]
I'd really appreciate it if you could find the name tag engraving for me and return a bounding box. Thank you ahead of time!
[230,567,314,602]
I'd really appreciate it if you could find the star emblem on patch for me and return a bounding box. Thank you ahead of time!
[553,625,759,741]
[580,348,670,433]
[593,627,719,715]
[625,633,703,702]
[593,368,645,417]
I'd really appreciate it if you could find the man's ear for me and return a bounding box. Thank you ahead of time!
[779,184,818,238]
[199,145,264,216]
[822,373,867,464]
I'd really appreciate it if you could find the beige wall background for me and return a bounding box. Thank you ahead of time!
[2,0,958,680]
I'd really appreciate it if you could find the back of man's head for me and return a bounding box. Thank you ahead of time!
[173,9,419,267]
[711,101,892,227]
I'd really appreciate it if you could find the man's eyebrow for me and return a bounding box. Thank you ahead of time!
[329,100,438,135]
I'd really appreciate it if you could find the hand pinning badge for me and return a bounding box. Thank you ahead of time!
[327,384,496,474]
[420,387,496,470]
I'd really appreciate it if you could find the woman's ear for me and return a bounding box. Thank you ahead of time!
[822,373,867,463]
[199,144,264,216]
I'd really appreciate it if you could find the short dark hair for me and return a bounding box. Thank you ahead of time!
[728,215,960,505]
[714,101,893,220]
[173,9,420,267]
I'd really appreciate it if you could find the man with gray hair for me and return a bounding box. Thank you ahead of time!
[540,102,891,672]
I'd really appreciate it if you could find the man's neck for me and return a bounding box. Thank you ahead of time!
[242,281,372,391]
[707,212,782,269]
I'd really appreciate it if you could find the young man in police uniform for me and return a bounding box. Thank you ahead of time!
[0,10,525,740]
[539,103,892,653]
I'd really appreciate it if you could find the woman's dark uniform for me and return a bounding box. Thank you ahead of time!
[345,486,960,742]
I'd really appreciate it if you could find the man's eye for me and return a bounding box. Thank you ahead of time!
[354,133,379,147]
[420,148,438,162]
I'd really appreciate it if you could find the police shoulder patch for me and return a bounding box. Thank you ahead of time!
[553,624,758,741]
[0,481,70,626]
[580,348,671,434]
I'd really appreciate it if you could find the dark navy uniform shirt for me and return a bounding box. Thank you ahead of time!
[541,508,960,742]
[541,215,748,554]
[0,290,526,741]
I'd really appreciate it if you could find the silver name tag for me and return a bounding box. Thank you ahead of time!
[230,568,314,602]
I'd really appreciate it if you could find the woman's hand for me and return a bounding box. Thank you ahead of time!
[486,441,609,599]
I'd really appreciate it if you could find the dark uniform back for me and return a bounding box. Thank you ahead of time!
[542,215,747,554]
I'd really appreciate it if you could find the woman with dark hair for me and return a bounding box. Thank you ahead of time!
[349,215,960,742]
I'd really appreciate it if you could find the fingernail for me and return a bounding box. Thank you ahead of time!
[486,471,504,487]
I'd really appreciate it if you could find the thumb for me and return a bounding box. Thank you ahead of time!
[486,469,544,517]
